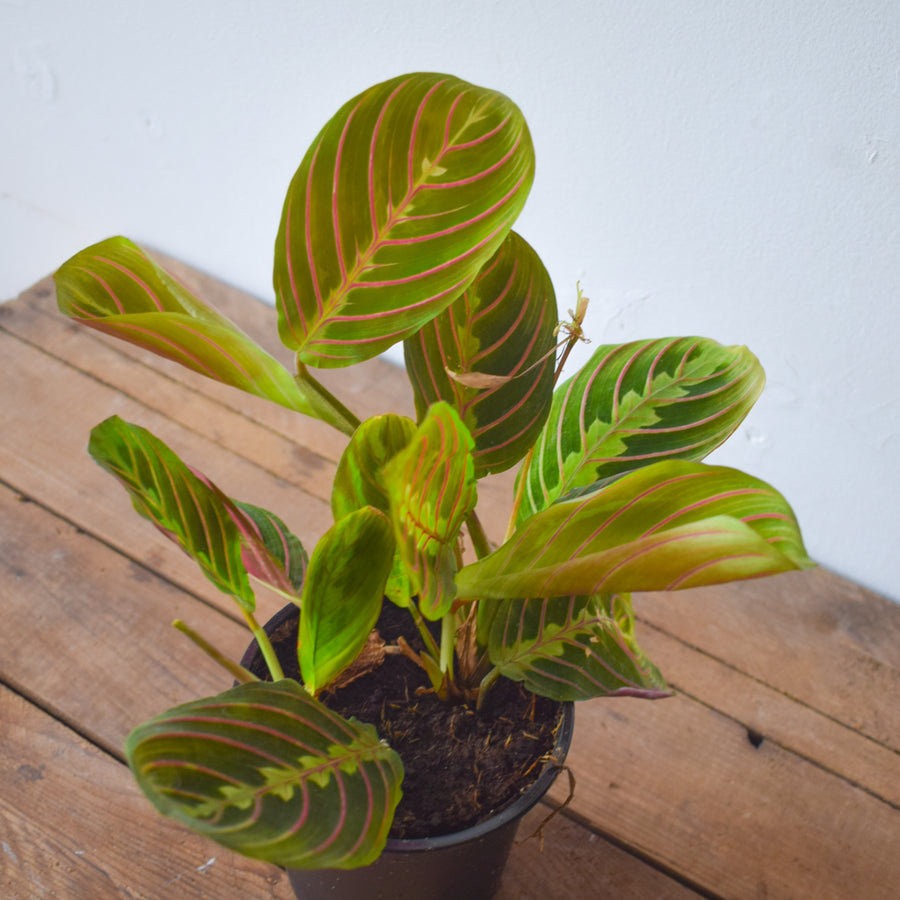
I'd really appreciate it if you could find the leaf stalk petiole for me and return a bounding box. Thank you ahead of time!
[241,607,285,682]
[173,619,261,684]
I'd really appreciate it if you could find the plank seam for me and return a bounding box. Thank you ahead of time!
[535,799,722,899]
[0,309,339,481]
[0,480,246,632]
[0,676,126,766]
[663,676,900,813]
[637,615,900,759]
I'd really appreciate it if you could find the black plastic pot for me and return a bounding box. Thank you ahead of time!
[241,603,574,900]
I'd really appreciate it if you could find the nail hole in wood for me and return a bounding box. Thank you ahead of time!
[747,727,764,748]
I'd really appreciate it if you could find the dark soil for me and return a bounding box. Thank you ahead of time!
[244,602,565,840]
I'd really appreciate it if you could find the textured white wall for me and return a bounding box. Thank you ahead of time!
[3,1,898,600]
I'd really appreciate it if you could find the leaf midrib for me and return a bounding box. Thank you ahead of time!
[304,97,504,347]
[552,358,750,505]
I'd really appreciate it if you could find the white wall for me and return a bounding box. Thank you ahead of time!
[3,1,898,601]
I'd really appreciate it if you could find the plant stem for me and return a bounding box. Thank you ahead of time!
[294,361,361,437]
[440,612,456,677]
[466,510,492,559]
[476,666,501,711]
[241,607,285,682]
[408,603,442,663]
[173,619,260,683]
[505,445,535,541]
[553,338,577,382]
[504,288,590,540]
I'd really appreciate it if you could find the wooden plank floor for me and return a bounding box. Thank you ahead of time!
[2,258,898,899]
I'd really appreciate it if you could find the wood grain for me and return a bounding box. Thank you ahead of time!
[551,692,900,899]
[499,805,703,899]
[0,492,688,900]
[3,264,899,899]
[0,685,293,899]
[637,571,900,751]
[0,482,251,752]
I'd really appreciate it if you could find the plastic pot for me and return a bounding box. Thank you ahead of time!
[241,603,574,900]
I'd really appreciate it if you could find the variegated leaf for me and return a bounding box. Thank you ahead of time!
[233,501,308,598]
[458,459,814,599]
[487,593,669,701]
[331,414,418,607]
[404,231,557,476]
[274,72,534,367]
[518,337,765,522]
[89,417,305,609]
[382,403,477,619]
[55,237,313,415]
[300,507,395,694]
[126,680,403,870]
[331,415,417,520]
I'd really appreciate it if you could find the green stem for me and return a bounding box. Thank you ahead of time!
[173,619,260,684]
[505,445,535,541]
[466,510,492,560]
[408,603,442,663]
[476,666,501,711]
[294,361,361,437]
[241,608,285,682]
[440,612,456,677]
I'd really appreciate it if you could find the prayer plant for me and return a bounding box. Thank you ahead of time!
[54,72,813,871]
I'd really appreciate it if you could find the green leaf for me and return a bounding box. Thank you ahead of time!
[486,593,669,701]
[404,231,557,476]
[55,237,314,415]
[300,507,395,694]
[331,415,418,520]
[382,403,477,619]
[458,459,814,599]
[331,414,418,607]
[89,416,305,610]
[233,501,308,598]
[274,72,534,368]
[126,679,403,870]
[518,337,766,522]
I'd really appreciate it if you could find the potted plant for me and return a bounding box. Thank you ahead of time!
[53,72,812,899]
